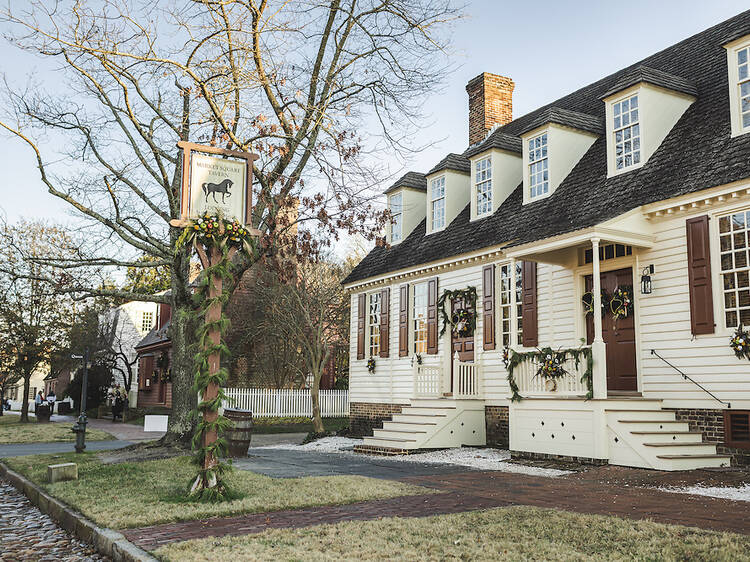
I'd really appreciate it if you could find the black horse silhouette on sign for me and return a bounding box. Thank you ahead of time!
[202,178,233,204]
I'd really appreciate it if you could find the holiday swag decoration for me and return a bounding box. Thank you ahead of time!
[437,287,478,337]
[730,325,750,361]
[610,285,634,320]
[505,345,593,402]
[367,357,377,373]
[581,289,608,317]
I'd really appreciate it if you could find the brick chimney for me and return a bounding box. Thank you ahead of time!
[466,73,515,145]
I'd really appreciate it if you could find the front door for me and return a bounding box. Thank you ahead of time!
[585,267,638,392]
[450,298,474,393]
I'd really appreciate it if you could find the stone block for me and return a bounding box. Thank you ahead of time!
[47,462,78,483]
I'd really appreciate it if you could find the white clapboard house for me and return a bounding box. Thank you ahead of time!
[342,11,750,470]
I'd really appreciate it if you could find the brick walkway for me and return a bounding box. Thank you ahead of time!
[124,470,750,551]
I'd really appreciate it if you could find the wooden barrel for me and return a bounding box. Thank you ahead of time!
[224,409,253,457]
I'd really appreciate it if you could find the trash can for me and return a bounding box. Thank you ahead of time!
[36,404,52,423]
[224,409,253,458]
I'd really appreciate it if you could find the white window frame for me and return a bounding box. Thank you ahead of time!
[499,262,523,347]
[527,132,549,200]
[367,292,381,358]
[141,311,154,332]
[412,282,428,354]
[430,176,446,232]
[726,36,750,137]
[475,157,492,217]
[612,93,641,172]
[389,192,403,244]
[717,207,750,330]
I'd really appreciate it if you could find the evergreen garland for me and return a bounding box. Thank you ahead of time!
[505,345,593,402]
[175,212,259,501]
[437,287,478,337]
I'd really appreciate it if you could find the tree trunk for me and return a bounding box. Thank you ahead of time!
[20,374,30,423]
[310,368,325,434]
[161,251,197,447]
[0,388,4,416]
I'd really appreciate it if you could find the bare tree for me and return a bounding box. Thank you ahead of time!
[271,258,350,433]
[0,0,460,442]
[0,221,76,422]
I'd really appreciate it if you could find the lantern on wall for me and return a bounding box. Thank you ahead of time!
[640,265,654,295]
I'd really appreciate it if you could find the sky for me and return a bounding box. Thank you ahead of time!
[0,0,748,231]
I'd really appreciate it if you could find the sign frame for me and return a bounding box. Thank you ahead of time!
[173,141,260,228]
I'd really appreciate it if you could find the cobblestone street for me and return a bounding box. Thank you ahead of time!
[0,480,106,562]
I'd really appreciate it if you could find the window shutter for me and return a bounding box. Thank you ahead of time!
[686,215,715,335]
[482,264,496,350]
[426,277,439,354]
[521,261,538,347]
[357,293,366,360]
[399,285,409,357]
[379,288,390,358]
[724,410,750,449]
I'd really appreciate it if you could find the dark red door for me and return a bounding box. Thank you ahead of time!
[585,267,637,392]
[450,298,475,392]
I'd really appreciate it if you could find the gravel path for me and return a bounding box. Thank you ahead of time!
[0,480,107,561]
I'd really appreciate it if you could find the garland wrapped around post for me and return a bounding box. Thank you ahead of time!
[503,344,594,402]
[175,213,258,501]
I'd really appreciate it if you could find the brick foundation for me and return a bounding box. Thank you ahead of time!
[511,450,609,466]
[667,408,750,466]
[349,402,402,437]
[484,405,509,448]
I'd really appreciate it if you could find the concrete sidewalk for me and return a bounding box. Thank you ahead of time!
[86,418,165,442]
[0,440,133,457]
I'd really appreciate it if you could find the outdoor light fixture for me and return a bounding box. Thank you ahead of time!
[641,265,654,295]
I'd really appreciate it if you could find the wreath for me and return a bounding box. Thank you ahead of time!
[730,325,750,361]
[367,357,377,373]
[535,348,568,380]
[582,289,608,317]
[160,369,172,383]
[437,287,478,337]
[610,285,634,320]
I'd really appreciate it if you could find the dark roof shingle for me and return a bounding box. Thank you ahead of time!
[344,10,750,285]
[383,171,427,194]
[427,153,471,176]
[463,131,522,159]
[601,65,698,99]
[518,107,605,136]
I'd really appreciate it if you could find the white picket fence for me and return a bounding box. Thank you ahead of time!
[221,388,349,417]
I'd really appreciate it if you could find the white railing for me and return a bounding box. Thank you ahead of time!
[221,388,349,417]
[513,349,590,397]
[413,364,442,398]
[453,352,482,399]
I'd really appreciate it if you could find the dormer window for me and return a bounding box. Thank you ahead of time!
[430,176,446,230]
[738,46,750,130]
[475,157,492,216]
[528,133,549,199]
[389,192,402,243]
[613,95,641,170]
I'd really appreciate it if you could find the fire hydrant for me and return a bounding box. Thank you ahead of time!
[71,412,88,454]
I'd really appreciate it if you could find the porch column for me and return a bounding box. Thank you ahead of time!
[590,238,607,399]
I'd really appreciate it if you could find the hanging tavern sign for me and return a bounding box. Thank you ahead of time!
[172,141,260,227]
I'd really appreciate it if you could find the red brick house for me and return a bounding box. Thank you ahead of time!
[135,303,173,408]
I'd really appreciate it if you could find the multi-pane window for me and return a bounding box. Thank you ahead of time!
[528,133,549,198]
[613,95,641,170]
[412,283,428,353]
[368,292,381,357]
[499,263,524,347]
[389,193,403,243]
[141,311,154,332]
[431,177,446,230]
[475,157,492,216]
[738,46,750,130]
[719,209,750,328]
[583,243,633,265]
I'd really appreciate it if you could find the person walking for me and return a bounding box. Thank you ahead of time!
[34,390,44,413]
[46,389,57,415]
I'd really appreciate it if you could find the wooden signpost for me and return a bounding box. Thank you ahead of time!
[170,142,259,497]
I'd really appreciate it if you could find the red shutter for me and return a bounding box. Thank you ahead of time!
[399,285,409,357]
[426,277,439,354]
[521,261,538,347]
[356,293,366,360]
[379,288,390,358]
[686,215,715,335]
[482,264,496,350]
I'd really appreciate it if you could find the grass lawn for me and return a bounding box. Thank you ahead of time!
[2,453,432,529]
[251,416,349,434]
[0,416,114,444]
[156,505,750,561]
